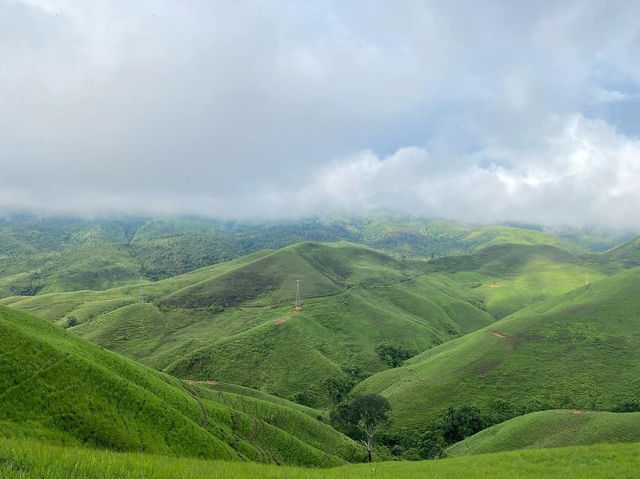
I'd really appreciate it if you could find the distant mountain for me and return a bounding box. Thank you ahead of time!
[0,214,628,298]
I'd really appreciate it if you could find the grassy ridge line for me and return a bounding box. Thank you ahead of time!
[448,410,640,456]
[193,381,324,419]
[2,438,640,478]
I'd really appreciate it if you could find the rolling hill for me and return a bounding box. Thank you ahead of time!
[447,410,640,457]
[355,265,640,432]
[2,240,611,407]
[0,305,364,466]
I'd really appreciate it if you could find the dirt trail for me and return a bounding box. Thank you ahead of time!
[274,318,288,325]
[81,298,122,304]
[491,330,506,338]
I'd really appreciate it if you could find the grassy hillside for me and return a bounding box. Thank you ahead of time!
[588,236,640,273]
[356,265,640,432]
[0,305,364,466]
[1,437,639,478]
[424,243,605,319]
[3,241,609,406]
[448,410,640,457]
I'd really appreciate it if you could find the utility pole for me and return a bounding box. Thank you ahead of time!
[139,280,144,303]
[295,280,300,307]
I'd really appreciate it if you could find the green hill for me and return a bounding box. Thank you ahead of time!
[589,236,640,273]
[0,305,364,466]
[1,437,639,478]
[356,266,640,432]
[4,240,611,407]
[2,242,497,405]
[423,243,605,319]
[447,410,640,457]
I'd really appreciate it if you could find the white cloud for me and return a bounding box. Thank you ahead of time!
[270,115,640,229]
[0,1,639,229]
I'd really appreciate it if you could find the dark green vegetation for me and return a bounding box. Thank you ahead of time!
[2,437,640,478]
[447,410,640,457]
[0,214,625,297]
[0,305,364,466]
[330,394,391,462]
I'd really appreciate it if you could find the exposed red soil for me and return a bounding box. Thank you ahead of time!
[488,283,503,288]
[274,318,288,325]
[554,409,592,415]
[293,306,304,311]
[491,330,507,338]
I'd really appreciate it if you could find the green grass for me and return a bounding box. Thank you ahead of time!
[0,306,364,466]
[448,410,640,456]
[356,265,640,432]
[1,437,640,478]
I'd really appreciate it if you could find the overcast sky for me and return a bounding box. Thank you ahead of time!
[1,0,640,229]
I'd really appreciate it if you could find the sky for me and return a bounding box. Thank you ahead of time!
[1,0,640,230]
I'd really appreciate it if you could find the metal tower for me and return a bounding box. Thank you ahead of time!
[295,280,301,307]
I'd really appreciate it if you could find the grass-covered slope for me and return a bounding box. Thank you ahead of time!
[7,245,487,404]
[1,437,639,478]
[0,306,364,466]
[447,410,640,457]
[356,266,640,432]
[591,236,640,272]
[3,241,606,405]
[424,243,605,319]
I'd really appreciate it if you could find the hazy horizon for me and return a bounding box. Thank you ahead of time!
[2,1,639,229]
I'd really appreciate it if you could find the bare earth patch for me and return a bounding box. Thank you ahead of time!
[491,330,507,338]
[488,283,503,288]
[274,317,288,325]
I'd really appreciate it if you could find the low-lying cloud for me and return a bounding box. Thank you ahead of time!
[1,1,639,230]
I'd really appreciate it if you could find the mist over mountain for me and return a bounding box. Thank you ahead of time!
[2,1,640,229]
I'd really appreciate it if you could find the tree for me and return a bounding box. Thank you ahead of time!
[375,343,412,368]
[323,375,353,404]
[65,316,78,328]
[440,405,486,443]
[330,394,391,462]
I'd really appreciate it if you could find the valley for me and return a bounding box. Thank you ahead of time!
[2,216,640,476]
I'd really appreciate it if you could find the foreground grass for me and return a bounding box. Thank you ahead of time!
[1,438,639,478]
